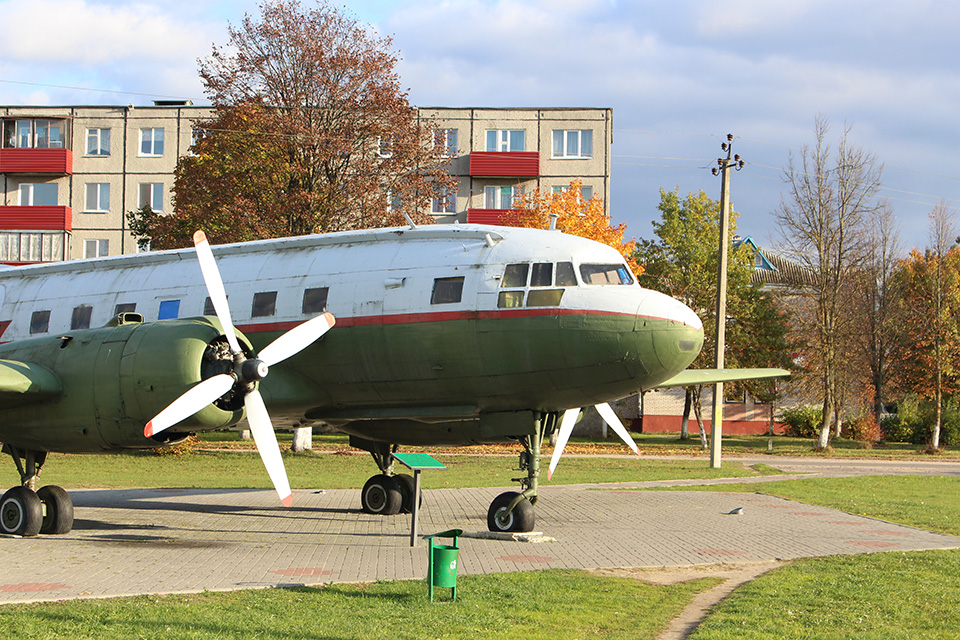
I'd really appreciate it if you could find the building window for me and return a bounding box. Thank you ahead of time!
[552,184,594,201]
[18,183,58,206]
[84,239,109,258]
[71,305,93,330]
[431,277,464,304]
[302,287,328,314]
[86,128,111,155]
[30,310,51,334]
[435,128,458,157]
[2,119,65,149]
[377,135,394,158]
[138,183,163,212]
[85,183,110,212]
[552,130,593,159]
[484,185,522,209]
[0,232,65,262]
[432,186,457,213]
[158,300,180,320]
[252,291,278,318]
[486,129,525,152]
[139,128,165,156]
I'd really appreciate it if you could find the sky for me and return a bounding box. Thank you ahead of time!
[1,0,957,251]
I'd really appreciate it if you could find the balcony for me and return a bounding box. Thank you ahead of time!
[0,206,73,231]
[0,148,73,175]
[469,152,539,177]
[466,209,524,227]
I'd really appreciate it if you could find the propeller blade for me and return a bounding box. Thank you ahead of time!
[258,312,336,367]
[144,374,235,438]
[547,408,581,480]
[244,388,293,507]
[595,402,641,456]
[193,230,242,354]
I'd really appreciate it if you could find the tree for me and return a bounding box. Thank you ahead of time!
[775,117,883,450]
[131,0,454,250]
[635,189,795,443]
[890,203,960,451]
[512,180,642,276]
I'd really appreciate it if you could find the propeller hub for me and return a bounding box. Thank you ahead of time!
[240,358,269,382]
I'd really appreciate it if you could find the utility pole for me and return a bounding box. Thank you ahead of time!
[709,134,744,468]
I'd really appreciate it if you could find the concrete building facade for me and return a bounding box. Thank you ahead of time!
[0,103,613,264]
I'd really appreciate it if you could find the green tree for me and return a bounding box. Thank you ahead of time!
[635,189,795,441]
[131,0,454,250]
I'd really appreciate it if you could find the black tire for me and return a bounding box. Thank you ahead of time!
[361,474,403,515]
[1,486,43,537]
[37,485,74,535]
[394,473,423,514]
[487,491,535,533]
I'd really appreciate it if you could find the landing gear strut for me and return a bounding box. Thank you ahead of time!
[486,411,558,533]
[1,445,73,537]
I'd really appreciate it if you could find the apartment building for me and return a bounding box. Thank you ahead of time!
[0,103,612,264]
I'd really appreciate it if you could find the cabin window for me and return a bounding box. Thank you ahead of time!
[497,291,524,308]
[302,287,329,314]
[203,296,229,316]
[431,277,464,304]
[71,305,92,330]
[530,263,552,287]
[252,291,277,318]
[114,303,136,315]
[556,262,577,286]
[30,310,50,334]
[158,300,180,320]
[501,263,529,288]
[579,263,634,285]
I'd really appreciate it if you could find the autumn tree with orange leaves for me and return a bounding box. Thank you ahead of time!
[512,180,642,277]
[130,0,453,250]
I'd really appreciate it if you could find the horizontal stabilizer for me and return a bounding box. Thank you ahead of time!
[0,359,62,408]
[650,368,790,390]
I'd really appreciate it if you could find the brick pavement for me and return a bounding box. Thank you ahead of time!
[1,483,958,604]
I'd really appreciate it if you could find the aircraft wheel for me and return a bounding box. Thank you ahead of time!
[1,486,43,537]
[394,473,422,514]
[361,474,402,515]
[37,485,74,535]
[487,491,535,533]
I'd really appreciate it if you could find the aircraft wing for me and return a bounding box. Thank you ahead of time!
[0,359,63,409]
[649,368,790,390]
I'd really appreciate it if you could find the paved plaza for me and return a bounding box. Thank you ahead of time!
[2,476,959,604]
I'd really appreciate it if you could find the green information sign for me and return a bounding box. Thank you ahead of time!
[393,452,446,471]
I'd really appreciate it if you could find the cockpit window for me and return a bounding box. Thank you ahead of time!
[556,262,577,286]
[580,263,634,285]
[530,263,552,287]
[502,263,529,288]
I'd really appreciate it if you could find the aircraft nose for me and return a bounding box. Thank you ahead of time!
[638,291,704,374]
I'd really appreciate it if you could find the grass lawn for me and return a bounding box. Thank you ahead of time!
[28,449,765,491]
[0,569,721,639]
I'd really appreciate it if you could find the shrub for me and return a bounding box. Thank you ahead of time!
[779,405,822,438]
[848,414,882,448]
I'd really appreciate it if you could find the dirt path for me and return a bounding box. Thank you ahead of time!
[592,561,783,640]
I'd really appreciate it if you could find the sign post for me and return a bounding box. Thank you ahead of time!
[392,452,446,547]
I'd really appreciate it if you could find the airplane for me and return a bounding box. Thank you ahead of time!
[0,223,787,537]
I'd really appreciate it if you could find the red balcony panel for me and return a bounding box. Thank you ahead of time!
[466,209,525,227]
[469,151,539,177]
[0,206,72,231]
[0,148,73,174]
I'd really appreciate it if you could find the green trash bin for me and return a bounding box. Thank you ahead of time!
[424,529,462,602]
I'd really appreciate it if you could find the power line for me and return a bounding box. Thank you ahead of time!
[0,79,193,101]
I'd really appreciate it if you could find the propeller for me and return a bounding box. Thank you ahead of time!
[143,230,336,507]
[547,402,641,480]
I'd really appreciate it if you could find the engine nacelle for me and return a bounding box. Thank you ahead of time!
[0,314,246,452]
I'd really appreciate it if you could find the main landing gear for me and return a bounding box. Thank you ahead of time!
[354,439,419,516]
[1,445,73,537]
